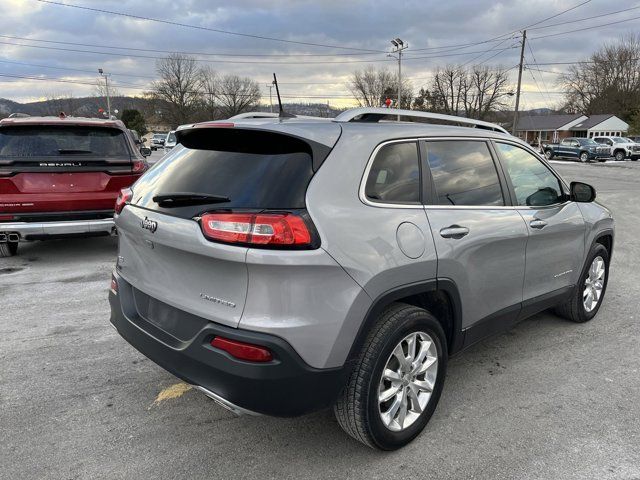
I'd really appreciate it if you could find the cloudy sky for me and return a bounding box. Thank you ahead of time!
[0,0,638,109]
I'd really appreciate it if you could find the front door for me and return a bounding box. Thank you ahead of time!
[422,139,528,331]
[493,141,586,302]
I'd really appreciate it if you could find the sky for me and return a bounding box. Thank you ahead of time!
[0,0,638,109]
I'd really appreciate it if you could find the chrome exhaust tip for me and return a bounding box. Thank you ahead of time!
[0,233,6,243]
[7,233,20,242]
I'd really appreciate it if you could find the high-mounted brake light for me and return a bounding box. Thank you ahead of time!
[211,336,273,362]
[115,187,133,214]
[200,212,314,248]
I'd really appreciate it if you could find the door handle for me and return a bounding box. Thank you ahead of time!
[529,219,548,229]
[439,225,469,239]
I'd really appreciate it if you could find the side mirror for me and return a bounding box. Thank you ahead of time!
[570,181,596,202]
[139,147,152,157]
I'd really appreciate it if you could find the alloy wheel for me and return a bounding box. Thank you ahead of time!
[378,331,438,432]
[583,255,605,312]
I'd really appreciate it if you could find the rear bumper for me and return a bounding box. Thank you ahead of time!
[0,218,115,240]
[109,273,350,417]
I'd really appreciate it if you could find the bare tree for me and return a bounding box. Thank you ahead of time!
[151,53,203,127]
[561,34,640,120]
[214,74,261,118]
[42,92,78,116]
[426,65,512,119]
[199,65,220,120]
[348,66,413,108]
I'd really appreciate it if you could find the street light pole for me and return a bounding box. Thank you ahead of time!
[389,38,408,121]
[266,83,275,113]
[98,68,111,118]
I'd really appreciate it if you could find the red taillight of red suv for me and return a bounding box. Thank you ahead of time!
[114,187,133,214]
[132,159,148,173]
[200,212,315,248]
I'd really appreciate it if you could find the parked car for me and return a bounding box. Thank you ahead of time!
[128,129,142,146]
[163,130,177,153]
[150,133,166,151]
[542,137,611,162]
[592,136,640,161]
[0,114,151,257]
[109,108,614,449]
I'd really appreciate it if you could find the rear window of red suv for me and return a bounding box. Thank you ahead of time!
[0,126,130,158]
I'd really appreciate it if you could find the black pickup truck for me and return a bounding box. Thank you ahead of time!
[543,137,611,162]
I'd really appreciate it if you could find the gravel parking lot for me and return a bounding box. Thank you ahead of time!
[1,160,639,479]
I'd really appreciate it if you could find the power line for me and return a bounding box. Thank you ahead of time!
[0,34,382,58]
[0,58,156,79]
[530,14,640,40]
[33,0,386,53]
[527,5,640,30]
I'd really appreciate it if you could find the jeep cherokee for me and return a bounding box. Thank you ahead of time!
[109,108,614,450]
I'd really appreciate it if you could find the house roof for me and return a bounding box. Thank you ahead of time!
[516,114,583,131]
[569,114,615,130]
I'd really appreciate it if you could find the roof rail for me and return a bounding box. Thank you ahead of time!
[228,112,279,120]
[333,107,510,135]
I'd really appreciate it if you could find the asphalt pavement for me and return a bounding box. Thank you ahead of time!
[1,158,639,479]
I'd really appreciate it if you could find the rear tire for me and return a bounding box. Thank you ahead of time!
[544,149,554,159]
[579,152,589,163]
[555,244,609,323]
[334,303,447,450]
[0,241,18,257]
[614,150,625,161]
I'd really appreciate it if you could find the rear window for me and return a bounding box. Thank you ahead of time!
[132,138,315,217]
[0,126,130,157]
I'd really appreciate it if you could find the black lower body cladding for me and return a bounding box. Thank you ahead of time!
[109,273,349,417]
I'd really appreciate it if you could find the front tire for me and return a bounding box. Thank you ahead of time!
[334,303,447,450]
[555,244,609,323]
[0,241,18,257]
[614,150,625,161]
[579,152,589,163]
[544,149,554,159]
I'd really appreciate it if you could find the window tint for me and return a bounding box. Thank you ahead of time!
[132,141,315,219]
[0,126,130,158]
[425,141,503,206]
[365,142,420,204]
[496,142,563,207]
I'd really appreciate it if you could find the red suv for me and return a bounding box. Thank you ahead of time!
[0,114,150,257]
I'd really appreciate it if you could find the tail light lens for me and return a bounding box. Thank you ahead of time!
[200,212,316,248]
[115,187,133,214]
[132,159,148,173]
[211,336,273,362]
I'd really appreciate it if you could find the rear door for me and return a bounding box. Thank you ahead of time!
[0,124,135,216]
[422,139,528,336]
[493,141,585,302]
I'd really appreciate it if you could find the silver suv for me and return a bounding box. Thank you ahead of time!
[109,108,614,450]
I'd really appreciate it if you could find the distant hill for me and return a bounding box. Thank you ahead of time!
[0,96,161,118]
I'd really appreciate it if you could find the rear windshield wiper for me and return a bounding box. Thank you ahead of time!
[58,149,93,154]
[152,192,230,207]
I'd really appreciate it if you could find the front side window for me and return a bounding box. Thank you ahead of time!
[496,142,564,207]
[365,142,420,204]
[561,139,571,146]
[425,140,504,206]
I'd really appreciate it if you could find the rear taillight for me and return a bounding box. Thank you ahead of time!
[200,212,315,248]
[110,274,118,295]
[0,215,14,221]
[115,187,133,214]
[132,159,147,173]
[210,336,273,362]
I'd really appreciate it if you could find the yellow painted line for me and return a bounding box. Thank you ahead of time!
[150,382,192,408]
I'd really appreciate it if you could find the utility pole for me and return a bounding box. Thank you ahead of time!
[512,30,526,135]
[389,38,408,121]
[266,82,275,113]
[98,68,111,118]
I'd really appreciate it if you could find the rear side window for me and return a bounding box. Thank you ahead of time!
[0,126,130,158]
[425,140,504,206]
[364,142,420,204]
